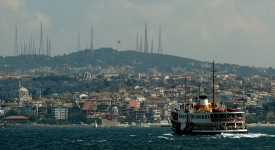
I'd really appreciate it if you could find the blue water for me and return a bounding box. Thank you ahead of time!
[0,126,274,149]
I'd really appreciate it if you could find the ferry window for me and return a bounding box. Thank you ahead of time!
[220,114,226,118]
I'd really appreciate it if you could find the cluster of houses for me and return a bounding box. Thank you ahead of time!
[1,72,275,126]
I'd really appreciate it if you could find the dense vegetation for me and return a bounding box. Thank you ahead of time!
[0,48,273,75]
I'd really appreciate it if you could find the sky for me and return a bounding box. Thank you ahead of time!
[1,0,275,68]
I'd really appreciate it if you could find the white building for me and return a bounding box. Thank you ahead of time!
[51,103,68,120]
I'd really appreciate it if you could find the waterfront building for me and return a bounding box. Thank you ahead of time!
[51,103,68,120]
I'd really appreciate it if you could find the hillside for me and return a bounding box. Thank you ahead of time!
[0,48,272,76]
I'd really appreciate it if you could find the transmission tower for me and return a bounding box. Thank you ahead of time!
[144,23,148,53]
[14,23,18,56]
[78,28,81,51]
[90,25,93,50]
[39,21,44,55]
[136,31,139,52]
[158,25,163,54]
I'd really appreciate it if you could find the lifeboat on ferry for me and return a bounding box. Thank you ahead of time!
[212,107,223,112]
[228,107,237,112]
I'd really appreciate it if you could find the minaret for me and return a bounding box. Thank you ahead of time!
[136,31,139,52]
[14,23,18,56]
[151,39,153,53]
[90,25,93,50]
[158,25,163,54]
[144,23,148,53]
[78,28,81,51]
[39,21,44,55]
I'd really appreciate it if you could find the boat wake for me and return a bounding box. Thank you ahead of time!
[220,133,275,139]
[162,133,173,136]
[157,136,174,140]
[158,133,174,140]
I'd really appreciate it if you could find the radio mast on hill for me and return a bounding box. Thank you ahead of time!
[151,39,153,53]
[136,31,139,52]
[14,23,18,56]
[46,37,51,56]
[140,36,143,52]
[144,23,148,53]
[158,25,163,54]
[39,21,44,55]
[90,25,93,50]
[78,28,81,51]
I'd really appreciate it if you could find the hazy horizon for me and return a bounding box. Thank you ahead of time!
[1,0,275,68]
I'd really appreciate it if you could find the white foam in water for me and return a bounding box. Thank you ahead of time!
[157,136,174,140]
[162,133,173,136]
[129,135,136,137]
[99,140,107,143]
[221,133,275,138]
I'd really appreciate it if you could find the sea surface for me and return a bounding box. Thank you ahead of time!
[0,126,275,149]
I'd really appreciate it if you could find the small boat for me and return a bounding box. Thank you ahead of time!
[94,121,98,128]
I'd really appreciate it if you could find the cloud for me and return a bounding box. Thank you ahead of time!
[0,0,23,10]
[1,0,275,67]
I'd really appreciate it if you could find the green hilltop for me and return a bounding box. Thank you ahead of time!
[0,48,272,76]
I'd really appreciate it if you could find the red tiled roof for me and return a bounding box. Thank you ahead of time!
[79,99,87,103]
[82,102,96,111]
[128,100,137,108]
[3,116,29,120]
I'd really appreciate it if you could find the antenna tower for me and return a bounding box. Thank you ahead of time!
[144,23,148,53]
[14,23,18,56]
[78,28,81,51]
[140,36,143,52]
[151,39,153,53]
[90,25,93,50]
[39,21,44,55]
[158,25,163,54]
[136,31,139,52]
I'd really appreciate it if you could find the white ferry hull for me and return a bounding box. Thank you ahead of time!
[171,126,248,135]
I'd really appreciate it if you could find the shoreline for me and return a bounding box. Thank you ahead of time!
[3,123,275,128]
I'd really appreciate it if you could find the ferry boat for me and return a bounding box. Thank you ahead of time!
[170,61,248,135]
